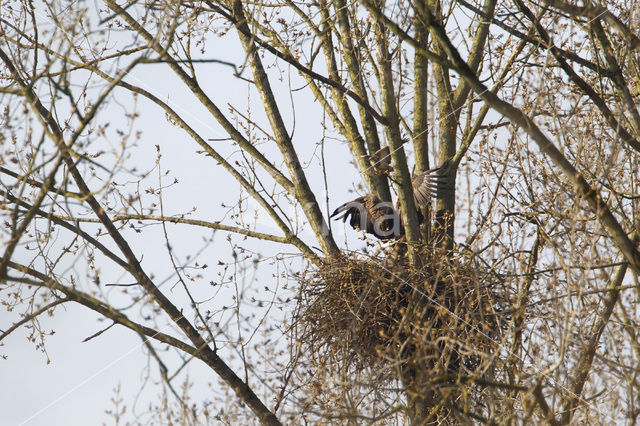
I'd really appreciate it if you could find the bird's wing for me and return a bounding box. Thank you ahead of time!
[411,168,446,207]
[331,199,359,221]
[330,195,370,222]
[331,195,399,239]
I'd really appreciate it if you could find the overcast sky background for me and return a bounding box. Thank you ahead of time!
[0,3,403,424]
[1,3,634,424]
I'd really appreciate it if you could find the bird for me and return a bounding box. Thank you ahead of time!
[331,167,445,240]
[363,146,394,175]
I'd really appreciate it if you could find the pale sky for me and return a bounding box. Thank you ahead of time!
[0,4,378,424]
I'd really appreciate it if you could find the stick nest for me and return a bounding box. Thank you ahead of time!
[296,249,509,378]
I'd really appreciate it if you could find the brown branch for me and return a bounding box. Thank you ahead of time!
[450,35,529,170]
[0,298,68,342]
[5,263,211,366]
[412,0,430,175]
[374,20,421,250]
[455,0,610,75]
[50,213,292,244]
[361,1,458,72]
[451,0,497,111]
[0,167,82,199]
[231,0,340,257]
[509,227,543,373]
[2,38,281,424]
[560,261,629,423]
[0,45,140,280]
[533,383,560,425]
[589,19,640,135]
[0,189,130,270]
[25,32,318,262]
[542,0,640,51]
[382,4,640,275]
[0,155,65,280]
[416,0,458,248]
[100,2,295,198]
[98,0,320,261]
[281,0,388,201]
[204,0,388,126]
[513,0,640,153]
[331,0,391,201]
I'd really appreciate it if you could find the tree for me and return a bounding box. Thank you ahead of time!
[2,0,640,423]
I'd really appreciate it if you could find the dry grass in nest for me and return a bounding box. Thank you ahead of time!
[296,248,509,380]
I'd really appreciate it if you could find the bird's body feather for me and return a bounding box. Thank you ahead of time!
[331,167,446,240]
[331,194,400,240]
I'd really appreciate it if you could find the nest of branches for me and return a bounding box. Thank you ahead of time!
[296,247,509,381]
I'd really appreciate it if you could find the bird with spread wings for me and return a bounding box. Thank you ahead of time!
[331,146,445,240]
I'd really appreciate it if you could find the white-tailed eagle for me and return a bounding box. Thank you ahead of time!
[331,166,444,240]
